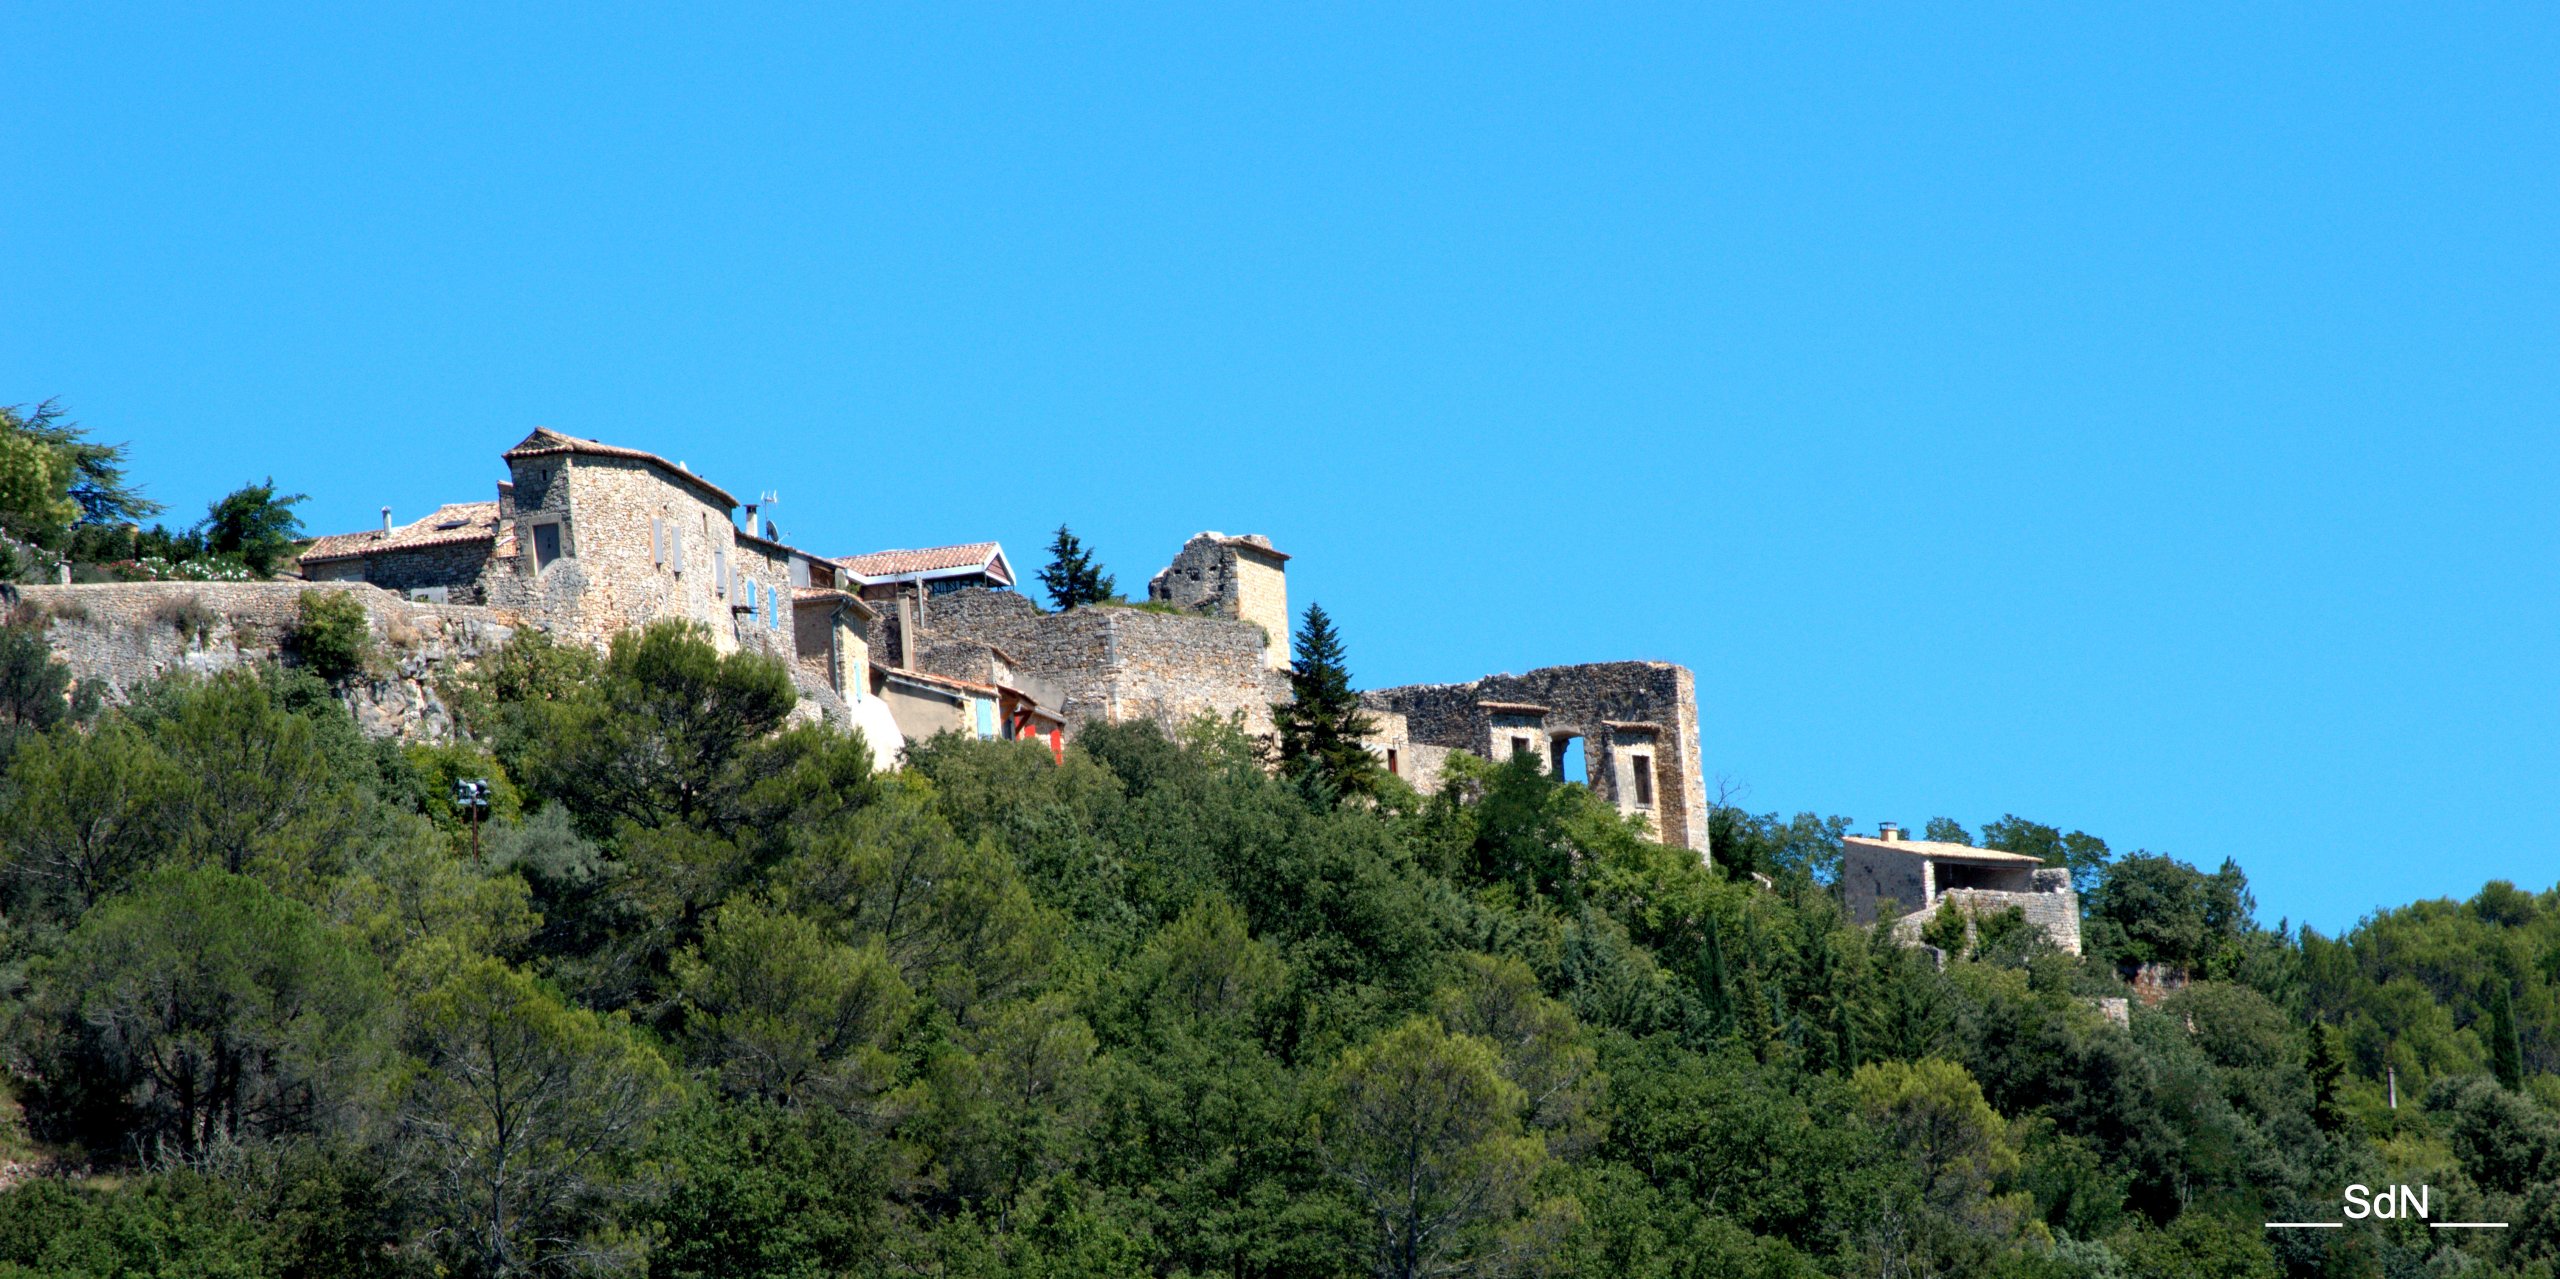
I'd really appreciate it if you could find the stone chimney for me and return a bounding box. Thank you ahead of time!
[1879,822,1904,841]
[744,505,759,538]
[382,506,394,533]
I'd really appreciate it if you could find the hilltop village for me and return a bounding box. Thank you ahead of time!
[16,428,1719,847]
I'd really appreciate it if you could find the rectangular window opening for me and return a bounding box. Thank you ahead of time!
[1387,748,1400,776]
[1510,736,1532,758]
[1632,755,1655,806]
[531,522,562,572]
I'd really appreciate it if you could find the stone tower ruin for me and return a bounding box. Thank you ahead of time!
[1145,532,1291,670]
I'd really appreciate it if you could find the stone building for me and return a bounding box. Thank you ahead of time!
[1840,824,2083,956]
[1362,662,1709,854]
[296,429,883,733]
[1146,532,1291,669]
[302,503,506,603]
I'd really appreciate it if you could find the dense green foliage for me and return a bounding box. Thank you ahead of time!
[1039,524,1116,611]
[290,589,376,683]
[1,621,2557,1278]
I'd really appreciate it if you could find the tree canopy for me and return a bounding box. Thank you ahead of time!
[1036,524,1115,611]
[0,623,2554,1279]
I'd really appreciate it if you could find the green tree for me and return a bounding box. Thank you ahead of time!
[2083,852,2257,975]
[641,1099,888,1279]
[0,622,74,759]
[147,668,357,886]
[2306,1021,2348,1134]
[19,869,390,1156]
[200,478,308,577]
[1037,524,1115,610]
[289,589,374,682]
[1314,1016,1551,1279]
[0,717,188,922]
[396,953,681,1278]
[0,430,76,554]
[1272,603,1383,801]
[517,621,797,832]
[1921,896,1971,957]
[1923,817,1973,844]
[673,900,914,1106]
[1852,1058,2019,1204]
[1,400,161,528]
[2489,975,2525,1091]
[1979,814,2112,897]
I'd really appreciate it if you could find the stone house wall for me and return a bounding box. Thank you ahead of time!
[487,453,764,653]
[791,598,873,702]
[1842,843,1934,926]
[310,539,499,604]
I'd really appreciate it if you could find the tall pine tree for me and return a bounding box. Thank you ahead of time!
[1037,524,1116,611]
[1272,603,1382,800]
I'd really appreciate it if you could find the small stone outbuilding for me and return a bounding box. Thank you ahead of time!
[1841,825,2083,956]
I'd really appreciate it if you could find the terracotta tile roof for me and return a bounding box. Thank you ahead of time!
[501,428,738,508]
[837,542,1013,586]
[1843,836,2047,865]
[301,502,502,565]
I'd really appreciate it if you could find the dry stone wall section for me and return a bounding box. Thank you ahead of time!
[7,581,514,740]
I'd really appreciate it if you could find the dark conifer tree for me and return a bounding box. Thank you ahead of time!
[2307,1021,2348,1132]
[1272,603,1381,800]
[1037,524,1115,611]
[2489,977,2525,1091]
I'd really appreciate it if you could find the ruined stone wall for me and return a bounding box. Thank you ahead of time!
[7,581,514,741]
[1364,661,1709,852]
[924,590,1281,736]
[1889,877,2084,957]
[1144,534,1287,669]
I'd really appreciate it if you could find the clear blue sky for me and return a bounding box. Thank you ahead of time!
[5,5,2553,933]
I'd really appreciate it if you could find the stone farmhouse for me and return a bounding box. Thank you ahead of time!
[12,427,1714,855]
[1840,823,2083,955]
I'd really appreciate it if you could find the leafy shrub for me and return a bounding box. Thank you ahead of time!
[290,589,373,682]
[150,593,218,642]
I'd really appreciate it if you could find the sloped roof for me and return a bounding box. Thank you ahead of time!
[301,502,501,565]
[501,428,738,508]
[793,586,880,620]
[837,542,1015,587]
[883,667,1002,698]
[1842,836,2046,865]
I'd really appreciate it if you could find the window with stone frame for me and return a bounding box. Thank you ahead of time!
[1631,754,1654,807]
